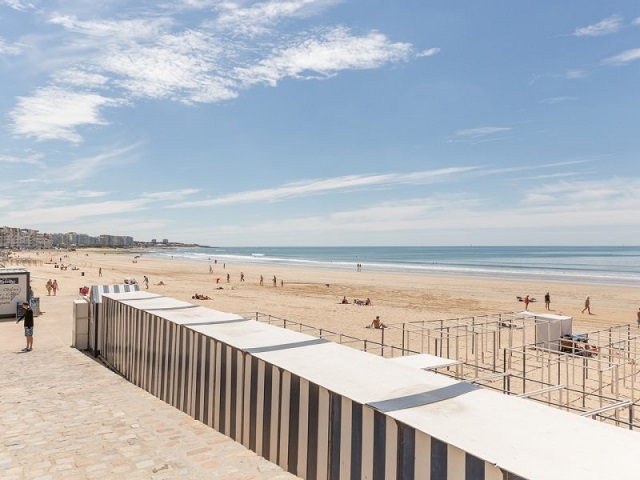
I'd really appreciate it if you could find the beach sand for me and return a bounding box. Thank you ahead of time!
[8,248,639,344]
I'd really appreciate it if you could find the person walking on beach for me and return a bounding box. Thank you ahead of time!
[45,279,53,296]
[143,276,149,289]
[272,275,277,287]
[544,292,551,310]
[98,267,102,277]
[260,275,264,286]
[240,272,245,282]
[524,295,530,311]
[582,296,591,314]
[52,279,59,296]
[16,301,34,352]
[226,273,230,283]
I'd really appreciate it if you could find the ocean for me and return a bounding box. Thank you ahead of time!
[141,246,640,286]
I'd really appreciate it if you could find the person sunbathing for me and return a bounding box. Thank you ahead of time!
[192,293,211,300]
[367,316,387,329]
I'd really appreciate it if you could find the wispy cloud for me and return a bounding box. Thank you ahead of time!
[574,15,623,37]
[8,4,424,142]
[530,69,588,84]
[562,69,587,79]
[56,144,142,183]
[633,17,640,26]
[539,96,577,105]
[207,177,640,239]
[141,189,200,200]
[3,199,150,224]
[38,190,109,201]
[9,87,124,142]
[173,167,476,208]
[0,38,23,56]
[0,152,45,167]
[603,48,640,66]
[1,0,36,11]
[416,47,440,58]
[52,69,110,88]
[455,127,511,138]
[1,186,198,225]
[211,0,341,37]
[234,27,412,87]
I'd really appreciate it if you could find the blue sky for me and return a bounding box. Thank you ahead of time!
[1,1,639,246]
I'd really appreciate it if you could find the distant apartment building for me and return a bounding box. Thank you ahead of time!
[49,232,133,247]
[3,225,141,249]
[0,226,52,250]
[97,234,134,247]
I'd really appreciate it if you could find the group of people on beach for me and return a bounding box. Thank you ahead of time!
[341,296,371,306]
[45,279,59,296]
[519,292,595,314]
[192,293,211,300]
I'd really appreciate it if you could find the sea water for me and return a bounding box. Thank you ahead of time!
[142,246,640,286]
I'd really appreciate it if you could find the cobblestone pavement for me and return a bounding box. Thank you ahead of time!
[0,294,298,480]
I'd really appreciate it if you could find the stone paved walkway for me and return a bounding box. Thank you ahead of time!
[0,294,298,480]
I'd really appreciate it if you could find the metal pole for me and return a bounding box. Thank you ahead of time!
[493,331,497,372]
[402,323,406,355]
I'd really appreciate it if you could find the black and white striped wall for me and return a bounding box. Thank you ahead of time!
[97,291,640,480]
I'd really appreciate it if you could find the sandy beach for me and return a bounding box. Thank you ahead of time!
[6,248,639,344]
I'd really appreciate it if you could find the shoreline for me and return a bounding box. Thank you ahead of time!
[6,248,639,344]
[132,248,640,289]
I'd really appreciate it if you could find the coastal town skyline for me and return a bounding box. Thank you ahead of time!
[1,1,639,246]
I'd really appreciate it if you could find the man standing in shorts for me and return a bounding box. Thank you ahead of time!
[16,301,34,352]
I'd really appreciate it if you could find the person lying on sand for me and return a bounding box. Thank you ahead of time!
[192,293,211,300]
[155,281,165,286]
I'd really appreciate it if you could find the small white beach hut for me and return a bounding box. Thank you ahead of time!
[520,311,573,351]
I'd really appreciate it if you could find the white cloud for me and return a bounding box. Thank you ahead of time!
[9,87,123,142]
[633,17,640,26]
[212,0,341,36]
[0,152,45,167]
[235,27,412,87]
[574,15,623,37]
[1,185,198,225]
[539,96,577,105]
[39,190,109,201]
[603,48,640,66]
[1,0,36,11]
[210,177,640,238]
[48,14,172,41]
[56,144,141,182]
[99,30,238,103]
[417,47,440,57]
[52,69,110,88]
[563,69,587,79]
[173,167,475,208]
[141,189,200,200]
[3,199,150,224]
[0,38,23,56]
[7,4,419,143]
[455,127,511,138]
[531,69,587,84]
